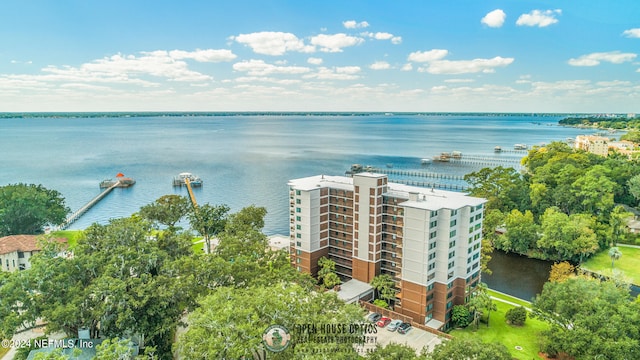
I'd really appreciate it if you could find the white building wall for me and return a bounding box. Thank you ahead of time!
[401,206,430,285]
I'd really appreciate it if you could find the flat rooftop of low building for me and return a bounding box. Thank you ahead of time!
[268,234,289,250]
[330,278,374,304]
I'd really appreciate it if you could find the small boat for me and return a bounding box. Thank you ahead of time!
[451,151,462,159]
[494,146,503,152]
[386,163,394,168]
[173,172,203,187]
[421,158,432,164]
[433,152,451,162]
[514,144,527,150]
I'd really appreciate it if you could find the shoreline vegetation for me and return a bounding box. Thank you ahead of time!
[0,111,623,119]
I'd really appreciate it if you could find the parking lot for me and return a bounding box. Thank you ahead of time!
[358,313,444,355]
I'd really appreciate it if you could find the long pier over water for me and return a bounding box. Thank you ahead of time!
[59,177,134,230]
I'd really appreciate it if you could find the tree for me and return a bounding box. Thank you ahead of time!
[480,209,504,275]
[498,209,539,254]
[370,274,396,307]
[426,337,512,360]
[532,277,640,359]
[538,207,598,262]
[548,261,575,282]
[609,246,622,270]
[175,283,364,359]
[505,306,527,326]
[368,343,420,360]
[317,256,339,288]
[464,166,529,213]
[0,217,196,359]
[609,205,632,246]
[138,194,191,229]
[451,305,472,328]
[187,203,230,253]
[628,174,640,205]
[467,282,496,329]
[0,183,69,236]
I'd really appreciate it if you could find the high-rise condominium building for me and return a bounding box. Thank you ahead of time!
[288,173,486,330]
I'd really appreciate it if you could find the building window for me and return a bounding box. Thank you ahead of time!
[428,252,436,260]
[428,263,436,271]
[451,209,458,216]
[450,219,457,227]
[426,303,434,311]
[469,217,474,224]
[446,301,453,309]
[18,252,25,258]
[430,231,437,239]
[449,240,456,248]
[296,233,301,239]
[448,251,455,259]
[449,230,456,238]
[427,283,434,291]
[475,214,482,221]
[431,210,438,218]
[448,261,455,269]
[296,241,301,247]
[296,258,301,264]
[296,207,301,213]
[447,291,453,299]
[296,250,301,255]
[296,198,301,204]
[428,273,435,281]
[430,220,437,228]
[296,224,301,230]
[429,242,436,250]
[297,266,301,272]
[296,190,301,196]
[296,216,301,221]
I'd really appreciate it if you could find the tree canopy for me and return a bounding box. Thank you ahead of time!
[532,276,640,359]
[0,183,69,236]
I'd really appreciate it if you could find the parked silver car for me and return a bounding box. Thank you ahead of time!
[386,319,403,331]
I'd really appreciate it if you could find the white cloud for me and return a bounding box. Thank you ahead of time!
[310,33,364,52]
[420,56,514,74]
[407,49,448,62]
[481,9,506,28]
[343,20,369,29]
[41,51,212,83]
[307,57,323,65]
[232,59,311,76]
[444,78,475,83]
[364,32,403,44]
[516,9,561,27]
[231,32,314,55]
[304,66,361,80]
[401,63,413,71]
[622,28,640,38]
[168,49,236,62]
[568,51,637,66]
[370,61,391,70]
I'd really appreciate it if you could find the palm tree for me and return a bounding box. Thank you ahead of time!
[609,246,622,270]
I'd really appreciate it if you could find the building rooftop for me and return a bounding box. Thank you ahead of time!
[289,173,486,210]
[0,235,67,255]
[330,278,374,304]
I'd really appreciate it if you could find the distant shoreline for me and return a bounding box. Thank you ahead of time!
[0,111,617,119]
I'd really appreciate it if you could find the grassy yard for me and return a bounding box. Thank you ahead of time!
[450,291,549,360]
[50,229,84,248]
[581,245,640,285]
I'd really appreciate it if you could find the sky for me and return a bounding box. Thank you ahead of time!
[0,0,639,113]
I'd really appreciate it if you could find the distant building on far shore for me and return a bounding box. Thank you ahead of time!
[287,173,486,330]
[0,235,67,272]
[575,135,610,157]
[574,135,638,159]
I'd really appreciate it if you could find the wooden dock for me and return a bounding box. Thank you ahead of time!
[364,168,466,181]
[59,181,122,230]
[392,179,469,192]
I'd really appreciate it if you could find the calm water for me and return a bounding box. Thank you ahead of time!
[483,251,552,301]
[0,114,604,235]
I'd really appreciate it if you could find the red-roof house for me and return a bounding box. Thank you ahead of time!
[0,235,67,272]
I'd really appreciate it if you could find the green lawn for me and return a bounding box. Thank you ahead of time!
[50,229,84,248]
[450,291,549,360]
[581,245,640,285]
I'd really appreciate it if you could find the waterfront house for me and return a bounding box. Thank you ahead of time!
[0,235,67,272]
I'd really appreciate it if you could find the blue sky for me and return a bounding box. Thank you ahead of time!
[0,0,638,112]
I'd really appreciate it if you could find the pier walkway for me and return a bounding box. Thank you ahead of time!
[366,168,465,181]
[59,181,120,230]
